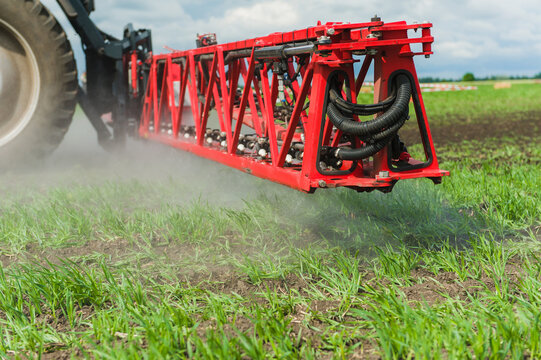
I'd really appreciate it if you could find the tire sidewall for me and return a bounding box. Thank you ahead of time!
[0,0,77,162]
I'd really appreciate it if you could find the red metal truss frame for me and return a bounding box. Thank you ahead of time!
[137,20,449,193]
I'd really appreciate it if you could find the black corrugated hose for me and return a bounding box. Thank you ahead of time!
[327,74,411,160]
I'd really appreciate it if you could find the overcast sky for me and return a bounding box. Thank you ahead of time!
[43,0,541,79]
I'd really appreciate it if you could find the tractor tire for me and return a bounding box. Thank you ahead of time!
[0,0,78,165]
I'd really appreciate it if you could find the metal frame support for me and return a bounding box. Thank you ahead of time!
[56,0,152,148]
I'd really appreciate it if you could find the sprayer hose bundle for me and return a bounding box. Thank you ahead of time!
[327,74,412,160]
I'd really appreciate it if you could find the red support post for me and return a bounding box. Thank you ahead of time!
[231,47,256,153]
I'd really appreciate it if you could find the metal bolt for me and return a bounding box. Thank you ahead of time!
[425,54,430,58]
[317,36,331,44]
[367,49,378,55]
[368,31,382,39]
[318,180,327,188]
[285,154,293,163]
[327,28,335,35]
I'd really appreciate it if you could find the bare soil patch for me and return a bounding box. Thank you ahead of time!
[400,111,540,146]
[0,238,139,268]
[397,262,524,306]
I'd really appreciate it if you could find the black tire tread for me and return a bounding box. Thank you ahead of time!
[29,0,78,154]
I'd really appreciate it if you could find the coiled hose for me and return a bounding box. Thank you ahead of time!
[329,88,396,116]
[327,74,411,160]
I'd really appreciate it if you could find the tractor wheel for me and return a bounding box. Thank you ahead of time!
[0,0,78,164]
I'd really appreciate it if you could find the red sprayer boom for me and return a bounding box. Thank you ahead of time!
[136,18,448,193]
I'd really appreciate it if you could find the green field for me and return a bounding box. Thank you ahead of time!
[0,82,540,359]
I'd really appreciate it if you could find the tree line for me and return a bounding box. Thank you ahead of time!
[418,72,541,83]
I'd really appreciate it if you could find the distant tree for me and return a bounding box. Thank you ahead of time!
[418,77,434,83]
[462,72,475,82]
[534,72,541,79]
[418,76,456,83]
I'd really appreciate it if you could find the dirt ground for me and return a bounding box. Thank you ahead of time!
[400,110,540,146]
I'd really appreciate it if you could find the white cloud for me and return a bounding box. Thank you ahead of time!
[437,40,481,60]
